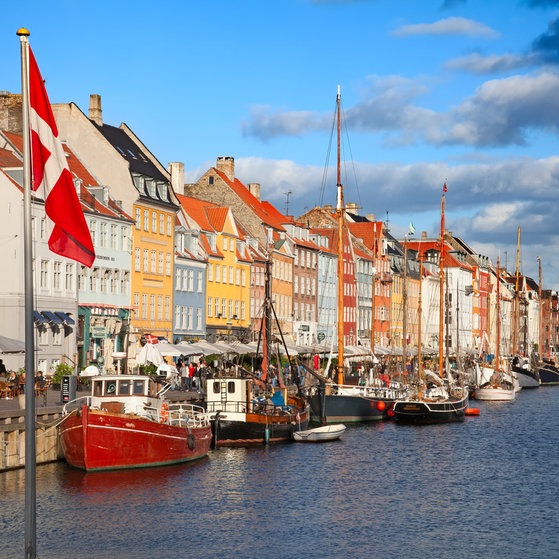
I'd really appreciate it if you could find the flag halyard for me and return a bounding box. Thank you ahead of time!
[28,48,95,267]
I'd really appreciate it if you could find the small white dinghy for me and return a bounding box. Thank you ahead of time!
[293,424,346,443]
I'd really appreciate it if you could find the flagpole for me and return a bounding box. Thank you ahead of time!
[17,27,38,559]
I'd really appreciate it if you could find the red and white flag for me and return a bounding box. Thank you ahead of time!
[28,48,95,267]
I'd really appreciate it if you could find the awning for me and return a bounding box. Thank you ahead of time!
[41,311,64,325]
[55,312,75,325]
[33,310,47,324]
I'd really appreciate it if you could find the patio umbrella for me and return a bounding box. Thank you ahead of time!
[0,335,26,353]
[136,343,164,366]
[155,341,184,357]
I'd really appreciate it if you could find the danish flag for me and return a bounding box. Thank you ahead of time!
[29,48,95,267]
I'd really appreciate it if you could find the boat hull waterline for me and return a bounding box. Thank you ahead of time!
[60,405,212,472]
[392,396,469,425]
[293,424,346,442]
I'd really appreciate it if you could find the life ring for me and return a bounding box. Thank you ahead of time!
[160,403,169,423]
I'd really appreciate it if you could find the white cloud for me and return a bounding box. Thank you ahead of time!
[392,17,499,38]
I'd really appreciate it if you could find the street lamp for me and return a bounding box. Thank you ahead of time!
[226,319,233,343]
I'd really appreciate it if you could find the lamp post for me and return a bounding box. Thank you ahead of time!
[226,319,232,343]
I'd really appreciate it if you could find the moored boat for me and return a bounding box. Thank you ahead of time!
[393,183,469,425]
[207,375,309,447]
[59,374,212,471]
[293,423,346,442]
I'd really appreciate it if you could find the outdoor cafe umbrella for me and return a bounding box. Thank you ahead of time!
[136,343,164,366]
[0,334,27,353]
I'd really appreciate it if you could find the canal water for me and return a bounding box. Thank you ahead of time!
[1,387,558,559]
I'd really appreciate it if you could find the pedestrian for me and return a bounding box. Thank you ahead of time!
[189,362,196,390]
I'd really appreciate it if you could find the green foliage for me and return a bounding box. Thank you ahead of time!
[51,362,74,384]
[140,363,158,376]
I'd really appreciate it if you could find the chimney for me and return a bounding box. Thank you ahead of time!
[89,94,103,126]
[366,213,375,222]
[216,156,234,181]
[346,202,359,214]
[169,162,185,194]
[422,231,428,239]
[247,183,261,201]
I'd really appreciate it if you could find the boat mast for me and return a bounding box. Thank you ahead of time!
[438,183,446,378]
[496,257,501,372]
[538,256,543,357]
[402,236,408,379]
[336,86,345,386]
[512,226,521,355]
[417,247,423,398]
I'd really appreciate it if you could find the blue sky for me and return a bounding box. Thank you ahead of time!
[3,0,559,287]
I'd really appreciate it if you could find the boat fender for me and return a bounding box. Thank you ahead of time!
[187,433,196,450]
[160,403,169,423]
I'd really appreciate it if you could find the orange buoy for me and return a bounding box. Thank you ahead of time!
[376,401,386,411]
[465,407,480,416]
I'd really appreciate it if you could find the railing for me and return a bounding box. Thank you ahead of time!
[62,396,91,414]
[166,403,210,428]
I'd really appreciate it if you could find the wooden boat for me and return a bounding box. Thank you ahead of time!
[59,374,212,471]
[539,359,559,385]
[206,259,310,448]
[393,183,469,424]
[474,257,517,402]
[207,376,310,447]
[293,424,346,442]
[308,87,408,425]
[509,229,539,389]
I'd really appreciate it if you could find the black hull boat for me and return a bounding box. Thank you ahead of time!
[392,391,468,425]
[309,382,403,424]
[512,356,540,389]
[207,376,310,448]
[539,360,559,385]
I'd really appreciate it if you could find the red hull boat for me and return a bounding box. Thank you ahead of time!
[59,374,212,471]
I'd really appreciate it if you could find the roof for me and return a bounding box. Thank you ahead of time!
[213,169,286,232]
[94,122,168,182]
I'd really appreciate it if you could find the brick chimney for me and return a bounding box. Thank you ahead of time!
[248,183,261,201]
[169,161,185,194]
[89,94,103,126]
[216,156,234,181]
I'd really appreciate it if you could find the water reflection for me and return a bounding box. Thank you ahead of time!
[2,389,559,558]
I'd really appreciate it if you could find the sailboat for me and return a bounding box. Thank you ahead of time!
[510,227,540,388]
[206,259,310,447]
[474,257,517,401]
[308,87,408,424]
[393,183,469,424]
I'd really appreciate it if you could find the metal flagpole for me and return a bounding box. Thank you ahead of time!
[17,27,38,559]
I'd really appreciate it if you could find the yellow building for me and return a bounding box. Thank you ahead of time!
[131,201,176,339]
[178,195,251,342]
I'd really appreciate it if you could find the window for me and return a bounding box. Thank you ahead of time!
[65,264,74,292]
[166,254,171,276]
[188,270,194,291]
[158,252,164,274]
[166,216,172,236]
[143,210,149,231]
[197,271,203,292]
[152,212,157,233]
[110,224,118,249]
[229,266,233,284]
[207,264,213,282]
[215,265,220,283]
[149,295,155,320]
[135,208,141,229]
[196,308,202,330]
[40,260,49,289]
[135,248,141,271]
[53,262,61,290]
[157,295,163,320]
[142,294,148,319]
[100,223,107,247]
[159,213,165,235]
[122,226,129,251]
[150,251,156,273]
[208,297,213,317]
[223,237,227,251]
[165,296,170,320]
